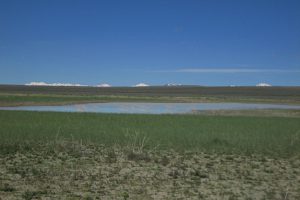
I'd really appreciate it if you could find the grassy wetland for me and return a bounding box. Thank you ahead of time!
[1,86,300,199]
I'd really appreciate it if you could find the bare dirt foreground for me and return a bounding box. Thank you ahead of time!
[0,142,299,200]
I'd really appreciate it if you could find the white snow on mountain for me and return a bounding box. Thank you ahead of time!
[256,83,272,87]
[25,82,48,86]
[165,83,182,86]
[134,83,149,87]
[96,83,111,87]
[25,82,87,87]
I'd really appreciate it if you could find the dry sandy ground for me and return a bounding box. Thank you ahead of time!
[0,143,299,200]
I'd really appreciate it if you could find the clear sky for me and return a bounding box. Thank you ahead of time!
[1,0,300,86]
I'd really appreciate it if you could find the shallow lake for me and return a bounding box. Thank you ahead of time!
[1,102,300,114]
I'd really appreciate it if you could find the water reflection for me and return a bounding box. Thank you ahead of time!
[1,102,300,114]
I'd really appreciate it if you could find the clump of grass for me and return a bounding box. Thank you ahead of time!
[124,130,149,153]
[124,130,152,162]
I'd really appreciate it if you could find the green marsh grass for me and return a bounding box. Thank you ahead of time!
[0,110,299,157]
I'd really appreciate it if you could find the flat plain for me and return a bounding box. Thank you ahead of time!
[1,85,300,106]
[0,86,300,199]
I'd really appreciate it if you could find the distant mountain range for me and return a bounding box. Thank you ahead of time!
[25,82,272,87]
[25,82,88,87]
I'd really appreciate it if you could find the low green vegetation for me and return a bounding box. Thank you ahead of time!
[1,110,299,158]
[0,93,175,106]
[194,109,300,118]
[2,93,299,107]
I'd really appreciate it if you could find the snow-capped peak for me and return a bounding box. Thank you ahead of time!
[256,83,272,87]
[134,83,149,87]
[25,82,87,87]
[96,83,111,87]
[165,83,182,86]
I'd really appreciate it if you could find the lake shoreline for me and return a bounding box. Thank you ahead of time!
[1,102,300,115]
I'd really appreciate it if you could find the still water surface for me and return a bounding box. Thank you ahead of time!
[1,102,300,114]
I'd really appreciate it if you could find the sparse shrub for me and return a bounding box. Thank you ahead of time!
[22,190,47,200]
[228,194,238,200]
[106,149,117,163]
[127,151,151,162]
[160,156,170,166]
[122,191,129,200]
[0,183,15,192]
[31,168,40,177]
[22,191,38,200]
[168,169,180,179]
[192,170,208,179]
[84,196,94,200]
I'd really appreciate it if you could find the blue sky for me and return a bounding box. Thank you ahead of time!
[1,0,300,86]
